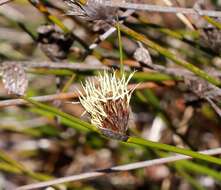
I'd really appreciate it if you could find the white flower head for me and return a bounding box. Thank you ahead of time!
[79,71,135,141]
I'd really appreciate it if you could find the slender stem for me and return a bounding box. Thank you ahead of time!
[178,160,221,181]
[203,16,221,30]
[161,0,195,30]
[127,137,221,166]
[16,148,221,190]
[176,166,206,190]
[61,74,76,93]
[28,68,73,76]
[105,1,221,17]
[89,10,135,50]
[1,61,108,71]
[119,24,221,87]
[0,150,51,181]
[28,0,69,33]
[0,82,159,108]
[22,96,98,132]
[22,97,221,166]
[116,18,124,76]
[0,163,21,174]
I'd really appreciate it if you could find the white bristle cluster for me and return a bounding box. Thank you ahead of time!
[79,71,135,128]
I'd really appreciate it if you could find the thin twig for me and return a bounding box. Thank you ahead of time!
[0,0,12,6]
[1,61,108,71]
[89,9,135,50]
[104,2,221,17]
[0,82,158,108]
[16,147,221,190]
[119,24,221,87]
[161,0,195,30]
[206,97,221,117]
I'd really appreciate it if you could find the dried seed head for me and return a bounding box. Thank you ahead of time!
[1,63,28,96]
[134,42,152,66]
[79,71,135,141]
[193,1,221,53]
[200,26,221,53]
[65,0,118,22]
[37,25,74,61]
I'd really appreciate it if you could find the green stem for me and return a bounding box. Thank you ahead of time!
[0,150,24,171]
[29,0,69,33]
[28,68,73,76]
[0,162,22,174]
[117,19,124,76]
[23,98,221,166]
[62,74,76,93]
[119,24,221,87]
[157,151,221,183]
[133,72,176,81]
[178,160,221,181]
[127,137,221,166]
[176,165,206,190]
[48,15,70,33]
[203,16,221,30]
[23,96,98,133]
[0,150,51,181]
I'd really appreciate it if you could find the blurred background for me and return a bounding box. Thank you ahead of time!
[1,0,221,189]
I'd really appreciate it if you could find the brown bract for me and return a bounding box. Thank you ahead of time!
[100,98,130,141]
